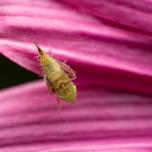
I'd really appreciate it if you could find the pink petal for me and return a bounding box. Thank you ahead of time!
[1,0,152,95]
[60,0,152,34]
[0,80,152,151]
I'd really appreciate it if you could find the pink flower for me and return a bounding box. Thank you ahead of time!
[0,0,152,151]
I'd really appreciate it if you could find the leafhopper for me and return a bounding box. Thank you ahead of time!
[36,44,77,103]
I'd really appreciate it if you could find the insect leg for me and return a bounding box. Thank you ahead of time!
[58,61,76,80]
[44,75,55,95]
[57,97,62,111]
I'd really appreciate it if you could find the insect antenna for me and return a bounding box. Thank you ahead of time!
[34,42,43,55]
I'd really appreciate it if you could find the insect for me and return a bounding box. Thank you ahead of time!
[36,44,77,103]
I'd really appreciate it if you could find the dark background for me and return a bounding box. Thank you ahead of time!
[0,55,39,89]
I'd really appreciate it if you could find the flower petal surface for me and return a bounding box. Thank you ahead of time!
[0,80,152,151]
[60,0,152,34]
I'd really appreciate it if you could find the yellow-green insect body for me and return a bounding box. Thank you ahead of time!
[37,45,77,103]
